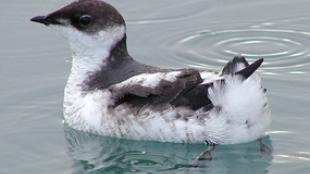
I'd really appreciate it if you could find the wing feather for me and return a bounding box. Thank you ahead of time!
[109,69,202,106]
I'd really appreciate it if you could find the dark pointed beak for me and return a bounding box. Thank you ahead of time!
[30,15,61,26]
[31,16,50,25]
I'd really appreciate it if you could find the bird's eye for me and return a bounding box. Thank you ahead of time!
[79,15,92,26]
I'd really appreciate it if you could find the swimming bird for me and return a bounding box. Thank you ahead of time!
[30,0,270,148]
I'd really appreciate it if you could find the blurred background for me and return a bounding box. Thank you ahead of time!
[0,0,310,173]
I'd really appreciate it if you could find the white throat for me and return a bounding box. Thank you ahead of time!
[61,25,125,61]
[68,25,126,59]
[52,24,126,90]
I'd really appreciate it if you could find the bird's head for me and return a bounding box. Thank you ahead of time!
[31,0,126,59]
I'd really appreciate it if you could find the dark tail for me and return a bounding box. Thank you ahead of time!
[235,58,263,79]
[222,56,263,80]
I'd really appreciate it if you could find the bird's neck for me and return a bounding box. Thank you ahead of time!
[66,33,129,95]
[63,34,130,124]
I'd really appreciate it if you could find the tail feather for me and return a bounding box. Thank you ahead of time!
[222,56,263,80]
[176,56,264,111]
[235,58,263,79]
[222,55,249,75]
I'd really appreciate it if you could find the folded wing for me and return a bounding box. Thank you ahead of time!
[110,56,264,112]
[110,69,203,107]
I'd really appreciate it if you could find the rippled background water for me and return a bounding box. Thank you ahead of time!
[1,0,310,173]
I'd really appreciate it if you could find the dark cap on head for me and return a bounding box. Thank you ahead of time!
[31,0,125,33]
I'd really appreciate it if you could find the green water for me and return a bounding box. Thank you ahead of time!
[1,0,310,173]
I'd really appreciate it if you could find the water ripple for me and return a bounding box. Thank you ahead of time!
[274,154,310,163]
[170,28,310,74]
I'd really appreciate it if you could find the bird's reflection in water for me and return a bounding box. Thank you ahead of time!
[64,126,273,174]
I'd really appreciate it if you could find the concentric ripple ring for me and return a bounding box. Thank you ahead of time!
[171,29,310,72]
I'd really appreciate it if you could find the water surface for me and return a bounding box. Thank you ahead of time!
[1,0,310,173]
